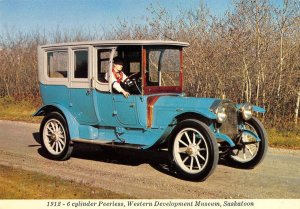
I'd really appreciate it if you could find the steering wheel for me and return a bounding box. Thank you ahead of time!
[122,72,142,94]
[123,72,141,87]
[124,72,141,82]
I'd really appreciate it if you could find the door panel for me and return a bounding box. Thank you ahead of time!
[113,94,138,126]
[70,89,98,124]
[95,92,117,126]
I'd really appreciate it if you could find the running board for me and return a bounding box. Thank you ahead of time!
[72,138,144,149]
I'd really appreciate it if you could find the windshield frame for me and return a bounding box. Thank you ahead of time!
[142,46,183,95]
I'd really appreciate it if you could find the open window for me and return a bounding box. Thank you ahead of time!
[116,46,142,76]
[95,46,142,94]
[111,46,142,95]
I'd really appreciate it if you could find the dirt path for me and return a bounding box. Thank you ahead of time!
[0,120,299,198]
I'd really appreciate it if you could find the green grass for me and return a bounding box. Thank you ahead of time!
[268,127,300,149]
[0,96,42,123]
[0,97,299,149]
[0,165,132,199]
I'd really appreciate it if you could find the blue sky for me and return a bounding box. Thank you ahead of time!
[0,0,233,34]
[0,0,284,35]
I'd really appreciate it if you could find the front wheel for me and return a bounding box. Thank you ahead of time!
[169,119,219,181]
[40,112,73,160]
[227,117,268,168]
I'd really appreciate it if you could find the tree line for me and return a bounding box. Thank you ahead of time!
[0,0,299,125]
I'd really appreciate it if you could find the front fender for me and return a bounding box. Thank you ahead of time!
[34,104,79,139]
[153,108,216,129]
[176,109,217,120]
[236,103,266,113]
[252,105,265,113]
[241,129,261,142]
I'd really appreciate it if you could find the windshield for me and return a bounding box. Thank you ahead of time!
[146,48,181,87]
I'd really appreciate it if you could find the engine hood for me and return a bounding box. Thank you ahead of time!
[149,95,222,120]
[154,95,220,109]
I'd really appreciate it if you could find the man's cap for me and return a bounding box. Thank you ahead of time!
[113,57,124,65]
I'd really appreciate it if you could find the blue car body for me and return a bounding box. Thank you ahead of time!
[34,84,264,149]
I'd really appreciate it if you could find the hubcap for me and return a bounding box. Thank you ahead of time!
[173,128,209,174]
[50,134,57,141]
[186,145,199,157]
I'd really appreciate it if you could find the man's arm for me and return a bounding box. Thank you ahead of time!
[111,75,130,98]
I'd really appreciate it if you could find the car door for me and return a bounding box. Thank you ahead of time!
[69,46,98,125]
[112,94,140,126]
[111,48,144,128]
[94,46,145,128]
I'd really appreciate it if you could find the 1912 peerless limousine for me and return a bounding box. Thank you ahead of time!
[34,40,268,181]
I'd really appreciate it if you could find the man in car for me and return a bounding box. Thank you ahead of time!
[106,57,130,98]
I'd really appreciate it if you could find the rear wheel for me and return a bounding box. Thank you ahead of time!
[40,112,73,160]
[227,117,268,168]
[169,119,219,181]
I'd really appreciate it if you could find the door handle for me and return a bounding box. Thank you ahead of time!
[129,103,135,108]
[86,89,92,95]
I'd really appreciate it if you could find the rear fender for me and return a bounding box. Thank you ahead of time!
[34,104,79,139]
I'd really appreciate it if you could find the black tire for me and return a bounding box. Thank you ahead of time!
[40,112,73,160]
[227,117,268,169]
[168,119,219,181]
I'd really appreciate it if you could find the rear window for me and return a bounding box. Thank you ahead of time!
[47,51,68,78]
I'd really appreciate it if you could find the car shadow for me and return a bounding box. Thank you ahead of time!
[72,143,183,179]
[72,143,169,166]
[32,132,41,144]
[34,138,180,179]
[33,134,236,181]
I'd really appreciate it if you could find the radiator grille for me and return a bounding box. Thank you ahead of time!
[219,103,238,139]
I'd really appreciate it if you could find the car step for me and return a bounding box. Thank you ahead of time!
[72,138,144,149]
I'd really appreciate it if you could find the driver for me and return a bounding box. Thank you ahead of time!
[106,57,130,98]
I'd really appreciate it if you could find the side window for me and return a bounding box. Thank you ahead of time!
[74,50,88,79]
[160,49,180,86]
[147,50,159,83]
[47,51,68,78]
[146,48,180,86]
[97,49,111,83]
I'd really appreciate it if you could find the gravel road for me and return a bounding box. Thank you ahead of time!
[0,120,299,199]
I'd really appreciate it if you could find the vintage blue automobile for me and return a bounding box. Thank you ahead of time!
[34,40,268,181]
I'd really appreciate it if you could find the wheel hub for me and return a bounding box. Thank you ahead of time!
[186,145,198,157]
[50,133,58,141]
